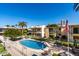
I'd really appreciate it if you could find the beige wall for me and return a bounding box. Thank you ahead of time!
[44,28,49,38]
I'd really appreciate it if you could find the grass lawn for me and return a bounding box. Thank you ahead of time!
[0,43,6,53]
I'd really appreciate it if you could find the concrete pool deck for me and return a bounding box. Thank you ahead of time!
[0,36,66,56]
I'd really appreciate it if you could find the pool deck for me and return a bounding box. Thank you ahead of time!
[0,36,66,56]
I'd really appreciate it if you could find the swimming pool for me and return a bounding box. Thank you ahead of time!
[20,40,46,50]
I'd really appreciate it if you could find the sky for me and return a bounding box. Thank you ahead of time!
[0,3,79,28]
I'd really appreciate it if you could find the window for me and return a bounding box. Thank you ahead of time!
[49,28,53,32]
[73,28,79,34]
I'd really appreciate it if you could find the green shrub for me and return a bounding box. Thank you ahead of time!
[9,37,22,41]
[69,42,74,47]
[56,41,79,47]
[34,38,47,41]
[52,53,59,56]
[0,44,6,53]
[2,53,11,56]
[61,41,69,46]
[49,35,55,39]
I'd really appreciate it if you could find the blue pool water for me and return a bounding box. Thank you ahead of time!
[20,40,46,49]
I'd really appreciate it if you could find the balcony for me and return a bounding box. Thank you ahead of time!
[73,34,79,36]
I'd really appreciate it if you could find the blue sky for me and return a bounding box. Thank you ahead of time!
[0,3,79,28]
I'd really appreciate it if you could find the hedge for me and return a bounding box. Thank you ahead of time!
[52,53,60,56]
[56,41,79,47]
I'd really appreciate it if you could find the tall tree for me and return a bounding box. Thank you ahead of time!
[3,29,22,41]
[18,21,27,35]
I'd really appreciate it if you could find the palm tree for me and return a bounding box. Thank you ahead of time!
[18,21,27,35]
[74,3,79,11]
[15,24,18,28]
[11,25,15,27]
[5,25,10,27]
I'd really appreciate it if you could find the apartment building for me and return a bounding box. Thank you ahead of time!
[45,24,60,38]
[69,25,79,41]
[1,23,78,42]
[0,25,57,38]
[29,24,60,38]
[28,25,46,38]
[60,24,79,41]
